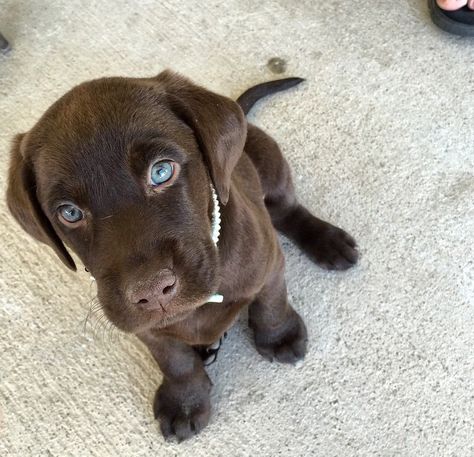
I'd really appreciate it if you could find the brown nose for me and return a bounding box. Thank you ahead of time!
[129,269,178,310]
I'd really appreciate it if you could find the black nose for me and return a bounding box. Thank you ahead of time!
[129,269,178,310]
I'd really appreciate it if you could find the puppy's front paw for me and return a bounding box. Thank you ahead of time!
[154,374,212,442]
[309,224,358,271]
[252,310,308,364]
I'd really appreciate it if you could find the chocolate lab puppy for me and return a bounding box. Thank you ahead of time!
[6,71,358,440]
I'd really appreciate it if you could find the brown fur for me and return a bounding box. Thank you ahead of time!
[6,71,358,441]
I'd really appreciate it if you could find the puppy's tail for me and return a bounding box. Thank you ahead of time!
[236,77,305,115]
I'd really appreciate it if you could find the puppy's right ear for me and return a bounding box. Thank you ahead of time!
[6,134,76,271]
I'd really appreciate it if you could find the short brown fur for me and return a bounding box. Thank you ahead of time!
[6,71,358,441]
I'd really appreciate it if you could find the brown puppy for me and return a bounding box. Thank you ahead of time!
[6,71,358,441]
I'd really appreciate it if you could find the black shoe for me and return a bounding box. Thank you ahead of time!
[429,0,474,36]
[0,33,11,54]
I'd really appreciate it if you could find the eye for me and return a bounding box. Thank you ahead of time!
[58,204,84,224]
[149,161,174,186]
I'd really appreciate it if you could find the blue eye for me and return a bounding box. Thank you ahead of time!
[150,161,174,186]
[59,204,84,223]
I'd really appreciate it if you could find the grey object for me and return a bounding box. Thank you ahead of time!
[267,57,287,74]
[0,32,11,53]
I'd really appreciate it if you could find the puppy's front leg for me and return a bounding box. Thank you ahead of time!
[138,333,211,441]
[249,253,308,364]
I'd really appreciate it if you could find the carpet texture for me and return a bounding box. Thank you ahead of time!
[0,1,473,455]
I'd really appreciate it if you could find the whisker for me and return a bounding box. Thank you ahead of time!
[83,306,92,335]
[102,318,112,346]
[106,320,118,346]
[81,292,122,348]
[89,304,109,343]
[81,296,99,335]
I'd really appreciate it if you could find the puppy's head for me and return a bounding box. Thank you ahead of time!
[6,71,246,333]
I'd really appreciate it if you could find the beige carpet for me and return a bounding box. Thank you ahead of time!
[1,0,473,455]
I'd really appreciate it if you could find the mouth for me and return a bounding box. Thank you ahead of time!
[129,292,219,333]
[142,307,194,330]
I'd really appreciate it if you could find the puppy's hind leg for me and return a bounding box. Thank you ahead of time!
[246,124,358,271]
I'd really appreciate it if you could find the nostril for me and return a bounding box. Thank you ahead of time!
[137,298,148,305]
[162,284,175,295]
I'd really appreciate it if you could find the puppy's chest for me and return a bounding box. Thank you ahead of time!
[164,299,251,346]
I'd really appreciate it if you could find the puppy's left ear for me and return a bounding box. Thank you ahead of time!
[156,70,247,205]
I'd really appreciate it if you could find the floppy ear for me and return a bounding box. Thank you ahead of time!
[157,70,247,205]
[6,134,76,271]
